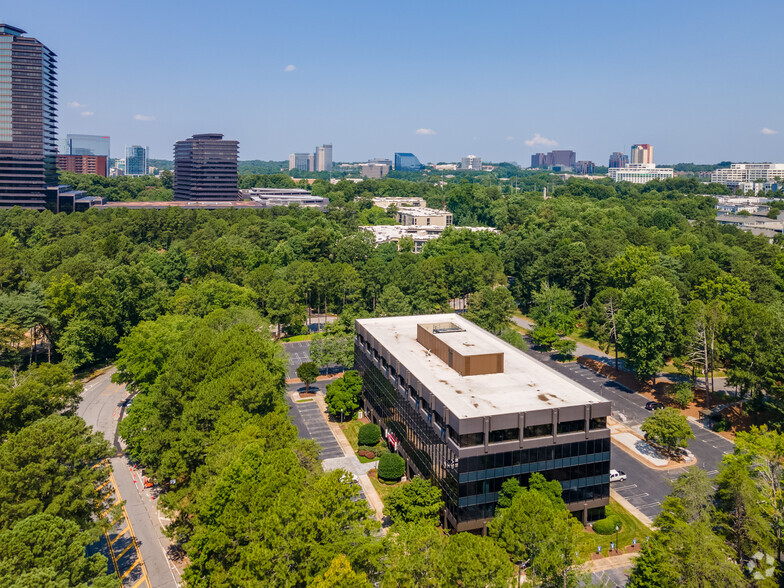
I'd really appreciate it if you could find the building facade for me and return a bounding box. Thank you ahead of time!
[530,150,576,171]
[360,163,391,179]
[461,155,482,171]
[0,24,58,209]
[56,154,108,176]
[361,225,497,253]
[394,152,423,171]
[63,134,110,174]
[630,144,653,164]
[356,314,611,531]
[288,152,314,172]
[608,152,628,168]
[710,163,784,190]
[395,207,453,226]
[607,163,674,184]
[315,144,332,172]
[125,145,148,176]
[576,161,595,175]
[173,133,238,200]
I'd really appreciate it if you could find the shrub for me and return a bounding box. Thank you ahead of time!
[499,329,527,351]
[712,417,731,432]
[358,450,375,459]
[358,423,381,446]
[593,516,623,535]
[378,452,406,482]
[672,382,695,408]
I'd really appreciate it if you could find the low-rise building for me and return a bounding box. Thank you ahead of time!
[396,207,453,226]
[238,187,328,209]
[355,314,611,531]
[360,163,391,179]
[607,163,674,184]
[370,196,426,210]
[360,225,496,253]
[711,163,784,187]
[56,154,109,177]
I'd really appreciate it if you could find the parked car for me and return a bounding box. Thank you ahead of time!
[645,401,665,411]
[609,469,627,483]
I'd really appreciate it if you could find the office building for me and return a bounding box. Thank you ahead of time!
[394,152,423,171]
[0,24,58,209]
[360,163,391,179]
[361,225,497,253]
[56,154,108,176]
[289,152,315,172]
[576,161,595,175]
[315,144,332,172]
[174,133,238,200]
[630,144,653,164]
[63,134,110,175]
[125,145,148,176]
[369,158,393,166]
[396,207,453,227]
[355,314,611,531]
[710,163,784,192]
[609,152,629,168]
[461,155,482,171]
[371,196,426,209]
[530,150,576,171]
[607,163,674,184]
[238,187,328,209]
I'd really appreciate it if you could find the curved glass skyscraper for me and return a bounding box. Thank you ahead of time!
[394,152,423,171]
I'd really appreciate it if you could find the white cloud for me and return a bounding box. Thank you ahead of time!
[415,128,436,136]
[284,64,296,72]
[506,136,514,141]
[524,133,558,147]
[134,114,155,121]
[762,127,779,135]
[67,101,84,108]
[80,111,94,117]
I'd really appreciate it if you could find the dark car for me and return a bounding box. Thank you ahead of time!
[645,401,665,411]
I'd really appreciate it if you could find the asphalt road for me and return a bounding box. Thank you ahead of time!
[284,341,311,379]
[286,380,344,460]
[78,369,179,588]
[523,347,735,520]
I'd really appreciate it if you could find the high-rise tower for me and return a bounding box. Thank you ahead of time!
[174,133,239,200]
[630,144,653,164]
[0,24,58,209]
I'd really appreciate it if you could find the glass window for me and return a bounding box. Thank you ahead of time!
[557,420,585,435]
[523,423,553,438]
[489,427,519,444]
[590,417,607,430]
[458,432,484,447]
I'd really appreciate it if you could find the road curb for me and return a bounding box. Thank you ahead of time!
[611,489,654,528]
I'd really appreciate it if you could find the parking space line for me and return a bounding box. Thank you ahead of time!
[110,526,129,544]
[120,559,141,580]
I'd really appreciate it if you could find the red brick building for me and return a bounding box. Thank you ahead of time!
[56,154,108,177]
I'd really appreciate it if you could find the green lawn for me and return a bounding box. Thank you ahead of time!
[368,469,403,505]
[281,334,314,343]
[576,499,651,560]
[339,420,385,463]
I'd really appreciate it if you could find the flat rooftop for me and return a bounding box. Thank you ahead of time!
[397,207,452,217]
[357,314,606,419]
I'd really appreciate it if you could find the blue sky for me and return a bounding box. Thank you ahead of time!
[5,0,784,164]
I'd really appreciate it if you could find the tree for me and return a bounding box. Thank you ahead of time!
[671,382,694,409]
[383,477,444,526]
[499,328,527,351]
[531,324,559,350]
[381,522,445,588]
[378,452,405,482]
[607,245,659,289]
[0,415,113,530]
[296,361,319,394]
[553,337,577,359]
[0,513,117,588]
[641,408,694,458]
[496,478,522,511]
[325,371,363,420]
[357,423,381,446]
[590,287,622,370]
[618,277,681,382]
[0,363,82,439]
[465,286,516,334]
[376,285,412,317]
[529,281,577,335]
[310,554,372,588]
[439,533,514,588]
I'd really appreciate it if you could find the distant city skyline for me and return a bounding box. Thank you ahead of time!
[4,0,784,163]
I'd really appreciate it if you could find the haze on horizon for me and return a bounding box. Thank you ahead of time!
[5,0,783,164]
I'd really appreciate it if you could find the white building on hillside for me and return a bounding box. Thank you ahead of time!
[607,163,674,184]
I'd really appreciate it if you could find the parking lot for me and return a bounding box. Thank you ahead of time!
[286,384,344,460]
[283,341,311,379]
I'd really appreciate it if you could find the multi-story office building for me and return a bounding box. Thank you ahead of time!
[174,133,238,200]
[608,163,674,184]
[355,314,611,531]
[0,24,58,209]
[395,207,453,227]
[289,152,315,172]
[239,187,327,209]
[125,145,148,176]
[609,152,629,168]
[394,152,423,171]
[56,154,108,176]
[63,134,110,175]
[369,157,393,166]
[315,144,332,172]
[530,150,576,171]
[710,163,784,191]
[360,163,391,179]
[630,144,653,164]
[461,155,482,171]
[576,161,595,175]
[361,226,497,253]
[371,196,426,209]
